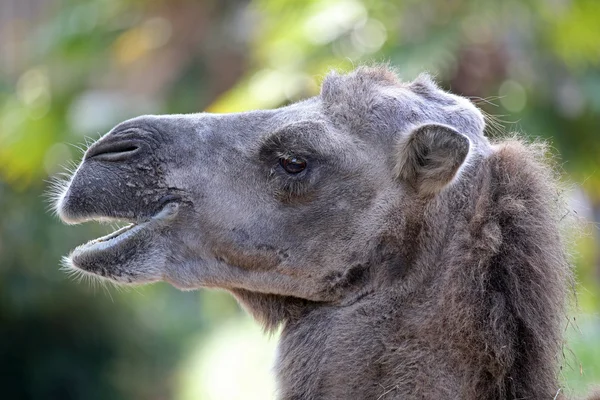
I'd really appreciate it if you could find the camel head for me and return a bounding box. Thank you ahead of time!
[54,67,581,400]
[55,66,488,304]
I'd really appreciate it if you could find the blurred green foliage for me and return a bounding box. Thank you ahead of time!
[0,0,599,398]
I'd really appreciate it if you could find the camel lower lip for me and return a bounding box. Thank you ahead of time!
[73,221,147,254]
[96,222,136,243]
[70,202,180,259]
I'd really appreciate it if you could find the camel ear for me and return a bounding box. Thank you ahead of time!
[394,123,471,195]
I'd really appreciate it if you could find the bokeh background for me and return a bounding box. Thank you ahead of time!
[1,0,599,399]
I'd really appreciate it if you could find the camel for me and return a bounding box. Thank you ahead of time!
[53,66,598,399]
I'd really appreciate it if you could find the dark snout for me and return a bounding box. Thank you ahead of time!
[57,125,174,224]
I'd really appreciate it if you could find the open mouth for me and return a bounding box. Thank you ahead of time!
[70,202,180,260]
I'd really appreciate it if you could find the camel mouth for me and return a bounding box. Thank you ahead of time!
[68,201,180,273]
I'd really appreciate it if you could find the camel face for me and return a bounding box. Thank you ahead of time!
[55,67,486,303]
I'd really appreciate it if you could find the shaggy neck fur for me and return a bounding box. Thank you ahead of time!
[235,140,573,399]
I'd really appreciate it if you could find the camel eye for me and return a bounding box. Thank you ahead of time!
[279,156,307,174]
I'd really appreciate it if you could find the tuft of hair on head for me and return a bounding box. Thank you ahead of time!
[408,72,439,96]
[320,64,400,102]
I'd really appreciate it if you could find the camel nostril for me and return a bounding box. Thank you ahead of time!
[85,140,142,162]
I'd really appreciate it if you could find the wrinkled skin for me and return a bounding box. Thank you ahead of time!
[57,67,580,399]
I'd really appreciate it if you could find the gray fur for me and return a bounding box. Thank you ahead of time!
[55,66,588,399]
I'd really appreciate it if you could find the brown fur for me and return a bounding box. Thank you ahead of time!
[583,388,600,400]
[231,139,579,399]
[265,139,576,399]
[56,66,592,399]
[424,140,570,398]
